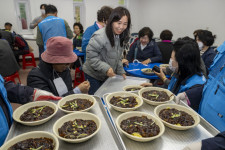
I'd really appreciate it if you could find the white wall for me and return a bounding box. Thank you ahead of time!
[0,0,224,49]
[131,0,225,46]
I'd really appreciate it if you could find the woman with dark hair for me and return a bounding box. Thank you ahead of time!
[196,30,217,69]
[157,29,174,64]
[126,27,162,64]
[167,40,206,95]
[82,7,131,95]
[73,22,84,49]
[142,39,206,95]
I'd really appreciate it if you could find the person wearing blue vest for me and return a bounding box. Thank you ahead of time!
[143,38,206,95]
[166,39,206,95]
[36,4,73,59]
[81,6,113,54]
[174,42,225,150]
[0,75,61,146]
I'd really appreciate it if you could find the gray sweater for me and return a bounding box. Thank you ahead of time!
[83,28,125,81]
[30,15,44,29]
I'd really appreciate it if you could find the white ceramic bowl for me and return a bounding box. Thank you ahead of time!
[53,112,101,143]
[106,91,143,112]
[123,85,143,92]
[13,101,58,126]
[58,94,96,113]
[141,68,154,75]
[154,104,200,130]
[1,131,59,150]
[116,111,165,142]
[138,87,175,105]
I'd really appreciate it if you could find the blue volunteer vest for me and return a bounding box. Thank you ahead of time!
[168,74,206,95]
[38,16,67,50]
[199,41,225,132]
[0,75,13,146]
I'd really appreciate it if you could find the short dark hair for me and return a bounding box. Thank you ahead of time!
[160,30,173,40]
[45,4,57,14]
[193,29,202,40]
[197,30,215,46]
[106,7,131,47]
[5,22,12,27]
[97,6,113,22]
[138,27,153,41]
[40,4,47,9]
[173,39,202,81]
[73,22,84,34]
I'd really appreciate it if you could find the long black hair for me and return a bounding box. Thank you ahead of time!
[173,38,202,81]
[105,7,131,47]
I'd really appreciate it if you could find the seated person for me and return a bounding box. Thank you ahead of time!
[0,32,20,77]
[176,41,225,131]
[196,30,217,70]
[13,34,30,63]
[27,36,90,96]
[73,22,83,49]
[73,22,84,68]
[157,30,174,64]
[126,27,162,64]
[0,25,14,50]
[142,39,206,95]
[0,74,61,146]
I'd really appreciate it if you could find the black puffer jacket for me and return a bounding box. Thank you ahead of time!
[27,61,74,96]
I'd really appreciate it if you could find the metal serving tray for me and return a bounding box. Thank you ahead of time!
[5,96,125,150]
[95,75,149,97]
[102,94,220,150]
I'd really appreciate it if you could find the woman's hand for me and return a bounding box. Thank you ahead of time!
[122,74,126,79]
[154,68,166,82]
[107,68,116,77]
[78,81,90,94]
[141,58,151,65]
[122,59,129,65]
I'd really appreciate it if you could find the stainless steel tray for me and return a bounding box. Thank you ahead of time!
[95,75,149,97]
[5,96,125,150]
[102,94,219,150]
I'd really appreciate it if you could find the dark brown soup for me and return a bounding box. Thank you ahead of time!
[159,108,195,126]
[20,105,54,122]
[58,119,97,139]
[126,87,141,91]
[142,90,169,102]
[110,96,138,108]
[120,116,160,137]
[8,137,54,150]
[61,98,93,111]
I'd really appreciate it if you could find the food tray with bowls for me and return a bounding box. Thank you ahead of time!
[102,93,219,150]
[4,96,126,150]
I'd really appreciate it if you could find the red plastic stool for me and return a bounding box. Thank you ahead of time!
[4,71,21,84]
[74,67,85,87]
[22,52,37,69]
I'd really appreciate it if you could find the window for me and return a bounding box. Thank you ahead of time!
[14,0,32,34]
[73,0,85,26]
[118,0,127,6]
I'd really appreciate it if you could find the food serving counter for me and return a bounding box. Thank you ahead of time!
[4,75,219,150]
[5,96,125,150]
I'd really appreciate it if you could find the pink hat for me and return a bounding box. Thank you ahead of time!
[41,36,77,63]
